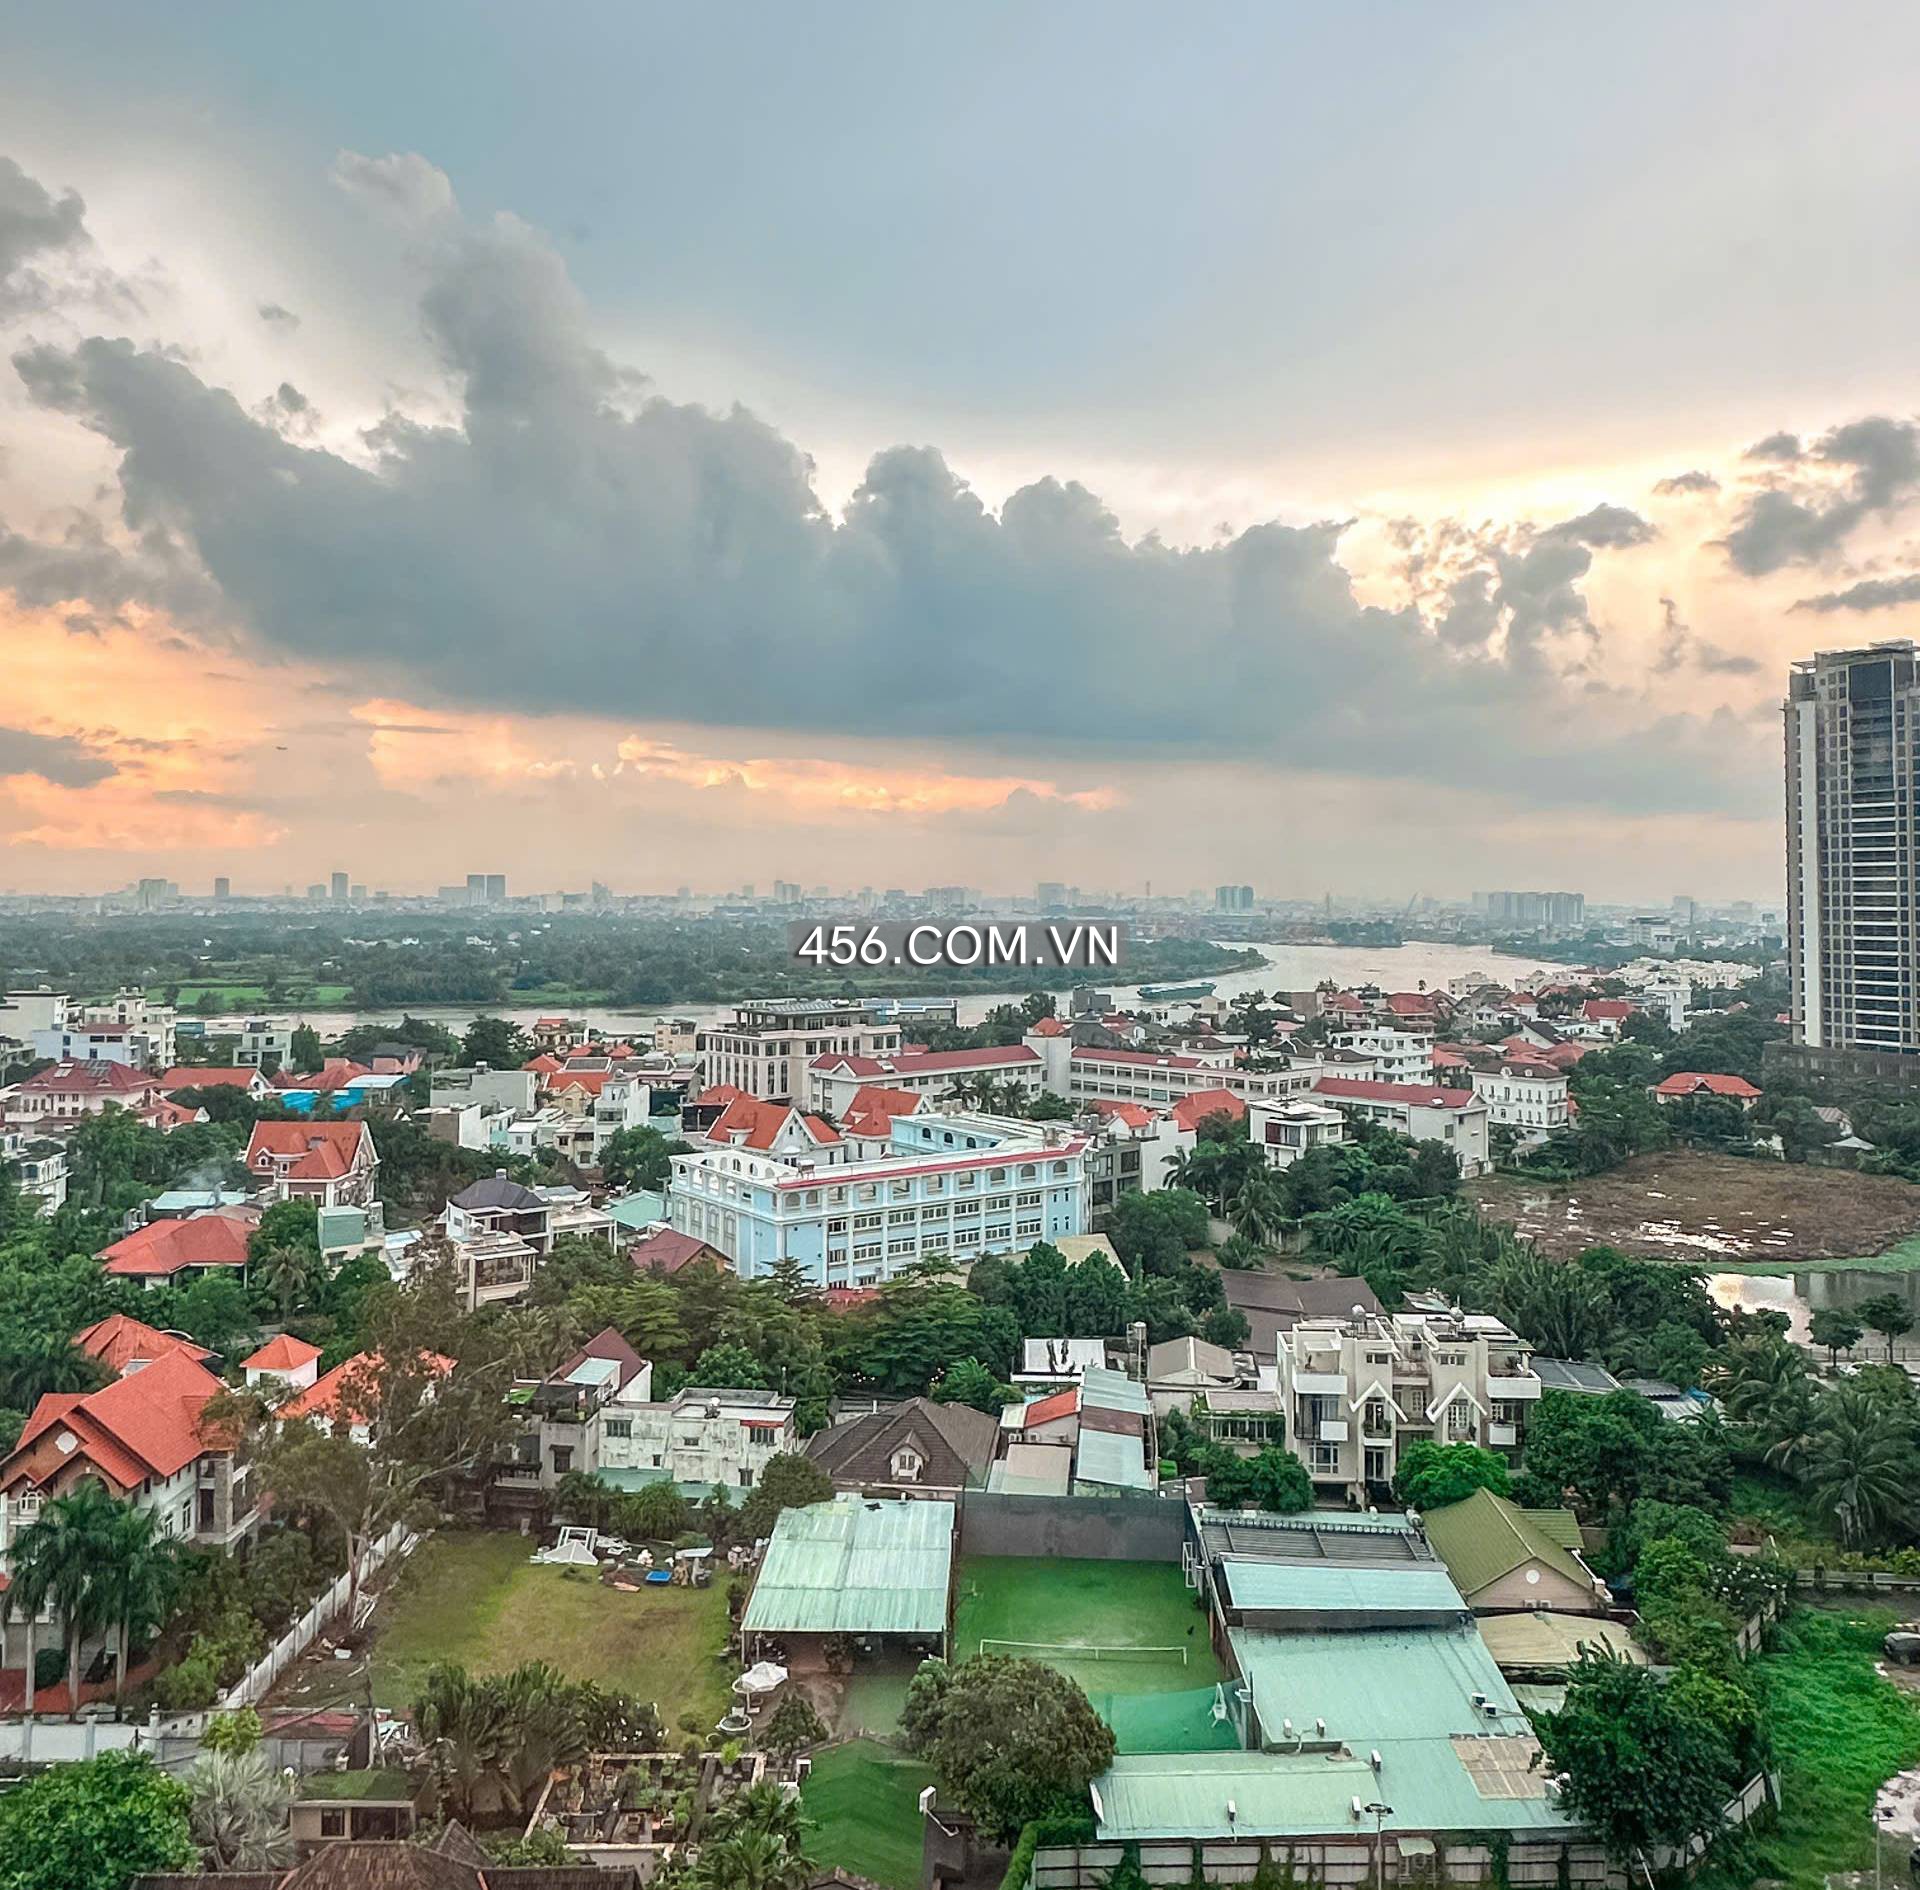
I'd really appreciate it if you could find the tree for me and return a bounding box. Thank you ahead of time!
[736,1453,834,1542]
[461,1015,531,1069]
[1808,1381,1913,1546]
[1393,1439,1512,1512]
[186,1748,294,1871]
[0,1750,194,1890]
[762,1692,827,1759]
[248,1199,321,1268]
[288,1024,323,1073]
[0,1331,111,1411]
[930,1357,1017,1414]
[600,1124,691,1193]
[1108,1190,1210,1277]
[254,1243,327,1321]
[96,1501,176,1712]
[1808,1307,1864,1367]
[8,1479,118,1716]
[686,1782,813,1890]
[1540,1651,1741,1861]
[900,1655,1116,1842]
[690,1341,770,1390]
[1855,1292,1914,1361]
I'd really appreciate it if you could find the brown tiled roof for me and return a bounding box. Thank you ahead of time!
[806,1396,999,1487]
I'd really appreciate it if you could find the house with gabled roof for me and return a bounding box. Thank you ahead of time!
[73,1313,211,1378]
[1418,1487,1608,1615]
[98,1207,258,1287]
[244,1120,379,1207]
[806,1396,998,1499]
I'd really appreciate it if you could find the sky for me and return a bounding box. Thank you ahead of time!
[2,3,1919,903]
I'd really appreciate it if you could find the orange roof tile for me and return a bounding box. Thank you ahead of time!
[72,1314,210,1375]
[243,1334,323,1373]
[100,1210,254,1278]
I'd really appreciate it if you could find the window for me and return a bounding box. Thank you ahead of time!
[320,1810,346,1838]
[604,1419,631,1439]
[891,1447,922,1483]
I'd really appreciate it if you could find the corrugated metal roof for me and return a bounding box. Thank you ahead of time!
[1219,1559,1467,1618]
[1074,1426,1155,1491]
[1477,1612,1644,1670]
[741,1495,954,1637]
[1080,1365,1152,1416]
[1418,1489,1595,1600]
[1092,1745,1571,1842]
[1227,1625,1532,1748]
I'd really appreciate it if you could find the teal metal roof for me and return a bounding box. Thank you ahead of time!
[1219,1560,1467,1618]
[1091,1744,1573,1843]
[606,1190,668,1231]
[1080,1365,1152,1416]
[741,1495,954,1637]
[1227,1625,1531,1750]
[1074,1427,1156,1491]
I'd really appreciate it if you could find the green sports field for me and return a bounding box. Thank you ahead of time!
[801,1739,936,1889]
[952,1554,1236,1753]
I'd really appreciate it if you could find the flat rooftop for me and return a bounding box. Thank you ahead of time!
[1195,1508,1437,1567]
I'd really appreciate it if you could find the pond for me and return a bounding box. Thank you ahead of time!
[1709,1243,1920,1356]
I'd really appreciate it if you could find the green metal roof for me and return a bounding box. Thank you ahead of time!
[1226,1625,1532,1749]
[741,1495,954,1638]
[1218,1560,1467,1619]
[606,1189,668,1231]
[1418,1489,1593,1599]
[1091,1744,1573,1843]
[1074,1427,1156,1491]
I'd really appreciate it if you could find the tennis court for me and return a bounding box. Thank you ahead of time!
[953,1555,1235,1751]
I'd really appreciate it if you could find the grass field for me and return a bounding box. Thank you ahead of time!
[954,1555,1219,1694]
[365,1531,733,1724]
[1732,1607,1920,1888]
[156,982,353,1007]
[801,1739,936,1890]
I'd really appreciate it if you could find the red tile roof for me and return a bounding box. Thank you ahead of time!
[692,1083,749,1107]
[809,1046,1042,1078]
[19,1059,156,1095]
[1070,1045,1220,1072]
[72,1314,210,1376]
[1021,1388,1080,1428]
[1654,1072,1762,1100]
[1582,999,1633,1022]
[243,1334,323,1373]
[841,1084,924,1138]
[1170,1089,1247,1131]
[1090,1100,1155,1129]
[706,1095,842,1150]
[99,1210,254,1278]
[9,1346,227,1491]
[282,1349,452,1426]
[244,1120,375,1181]
[629,1227,722,1275]
[1029,1017,1068,1037]
[523,1053,563,1075]
[157,1066,260,1092]
[1313,1076,1482,1109]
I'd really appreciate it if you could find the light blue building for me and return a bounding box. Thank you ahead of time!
[667,1111,1090,1288]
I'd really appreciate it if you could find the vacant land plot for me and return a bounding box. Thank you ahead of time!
[364,1531,732,1724]
[801,1739,937,1890]
[1469,1150,1920,1265]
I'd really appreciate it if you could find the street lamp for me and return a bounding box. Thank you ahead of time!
[1363,1801,1394,1890]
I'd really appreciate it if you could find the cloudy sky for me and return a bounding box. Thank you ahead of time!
[3,3,1919,902]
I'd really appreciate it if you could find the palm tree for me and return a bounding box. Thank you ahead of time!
[8,1479,118,1715]
[2,1538,51,1722]
[414,1663,511,1823]
[1759,1378,1821,1476]
[96,1502,176,1711]
[253,1243,325,1320]
[1808,1383,1913,1546]
[187,1748,295,1870]
[1713,1337,1808,1428]
[1227,1173,1287,1248]
[0,1334,109,1411]
[687,1828,811,1890]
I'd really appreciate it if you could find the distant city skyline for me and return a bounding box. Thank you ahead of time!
[4,7,1919,896]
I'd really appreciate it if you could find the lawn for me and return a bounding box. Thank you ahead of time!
[1735,1606,1920,1888]
[801,1738,936,1890]
[365,1531,734,1726]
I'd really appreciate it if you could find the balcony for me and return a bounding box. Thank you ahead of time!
[1485,1370,1543,1401]
[1317,1419,1350,1443]
[1488,1421,1520,1447]
[1293,1371,1348,1397]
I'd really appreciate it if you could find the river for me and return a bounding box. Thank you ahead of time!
[184,939,1549,1044]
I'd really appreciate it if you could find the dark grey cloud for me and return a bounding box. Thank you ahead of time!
[1791,573,1920,615]
[0,150,1761,820]
[0,156,87,314]
[1653,469,1720,496]
[1722,416,1920,575]
[0,725,114,787]
[257,302,300,330]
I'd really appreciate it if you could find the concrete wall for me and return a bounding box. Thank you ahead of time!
[958,1491,1183,1563]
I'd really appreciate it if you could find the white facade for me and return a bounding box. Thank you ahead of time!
[1023,1029,1327,1109]
[1326,1026,1435,1085]
[237,1020,294,1069]
[1469,1062,1570,1141]
[0,1131,67,1214]
[1275,1307,1542,1500]
[699,1000,903,1102]
[33,991,176,1070]
[668,1110,1089,1289]
[1311,1078,1491,1177]
[599,1387,796,1490]
[431,1065,540,1116]
[1246,1098,1350,1170]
